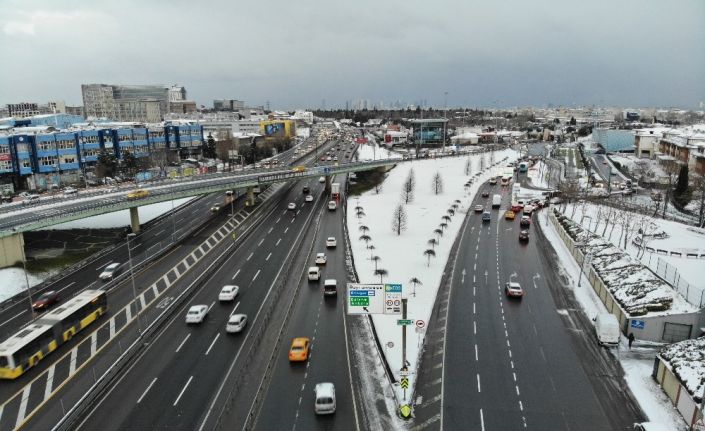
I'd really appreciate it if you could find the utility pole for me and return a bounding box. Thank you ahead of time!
[401,297,408,369]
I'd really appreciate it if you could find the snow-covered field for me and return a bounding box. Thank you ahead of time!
[525,160,551,189]
[346,142,517,404]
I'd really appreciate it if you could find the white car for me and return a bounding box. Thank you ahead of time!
[326,237,337,248]
[318,176,325,183]
[226,314,247,333]
[305,194,313,202]
[185,305,209,324]
[218,285,239,301]
[315,253,327,265]
[327,200,337,211]
[99,262,122,281]
[288,202,296,211]
[63,187,78,195]
[314,382,336,415]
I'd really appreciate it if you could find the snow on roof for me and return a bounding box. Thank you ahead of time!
[659,337,705,403]
[553,211,696,316]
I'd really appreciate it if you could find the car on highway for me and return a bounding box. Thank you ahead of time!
[63,187,78,195]
[327,200,337,211]
[99,262,122,281]
[308,266,321,281]
[185,305,209,324]
[326,156,333,161]
[315,253,327,265]
[481,190,489,197]
[482,211,491,222]
[226,314,247,333]
[126,189,149,200]
[218,285,239,301]
[519,230,530,242]
[520,215,531,227]
[314,382,336,415]
[474,205,484,213]
[32,290,60,311]
[23,194,40,204]
[288,337,311,362]
[523,205,535,215]
[505,282,524,298]
[210,204,221,213]
[511,203,523,213]
[489,178,497,185]
[305,194,313,202]
[333,156,338,162]
[504,210,516,220]
[326,237,337,248]
[302,186,310,194]
[287,202,297,211]
[292,166,307,173]
[318,176,325,183]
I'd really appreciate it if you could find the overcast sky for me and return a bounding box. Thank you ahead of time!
[1,0,704,110]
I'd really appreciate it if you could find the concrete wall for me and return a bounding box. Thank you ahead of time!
[0,232,25,268]
[654,357,703,429]
[549,211,702,343]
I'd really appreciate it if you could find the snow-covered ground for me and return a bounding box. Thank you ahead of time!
[526,160,551,189]
[537,209,690,430]
[0,197,195,301]
[559,201,705,307]
[356,138,402,161]
[346,143,517,404]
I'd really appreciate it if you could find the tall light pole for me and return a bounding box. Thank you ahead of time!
[80,137,88,189]
[443,91,448,154]
[126,233,143,336]
[22,260,35,318]
[170,199,176,243]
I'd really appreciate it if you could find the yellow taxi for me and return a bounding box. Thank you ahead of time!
[126,189,150,200]
[504,210,516,220]
[291,166,307,173]
[288,337,311,362]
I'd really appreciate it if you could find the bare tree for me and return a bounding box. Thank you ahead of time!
[439,222,448,231]
[374,181,383,194]
[601,205,615,236]
[447,208,455,217]
[423,249,436,266]
[621,210,639,249]
[432,171,444,195]
[409,277,423,297]
[464,157,472,176]
[149,146,169,177]
[359,225,369,235]
[356,209,366,219]
[402,168,416,204]
[427,238,438,250]
[692,173,705,228]
[391,204,408,235]
[371,255,381,271]
[368,244,375,259]
[434,228,443,240]
[359,234,372,247]
[480,154,486,171]
[374,268,388,284]
[661,161,681,218]
[442,215,451,224]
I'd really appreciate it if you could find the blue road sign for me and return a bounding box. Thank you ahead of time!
[385,284,402,293]
[324,167,331,174]
[350,290,370,297]
[630,319,645,329]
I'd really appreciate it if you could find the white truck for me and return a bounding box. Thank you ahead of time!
[492,194,502,208]
[595,313,620,347]
[331,182,340,200]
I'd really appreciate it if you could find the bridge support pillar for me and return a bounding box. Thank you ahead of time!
[129,207,141,233]
[246,187,255,207]
[0,232,25,269]
[325,175,332,193]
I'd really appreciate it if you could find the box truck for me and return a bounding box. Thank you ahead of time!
[492,194,502,208]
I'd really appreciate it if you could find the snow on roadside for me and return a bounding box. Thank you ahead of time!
[0,268,47,302]
[346,147,517,405]
[537,210,690,430]
[525,160,551,189]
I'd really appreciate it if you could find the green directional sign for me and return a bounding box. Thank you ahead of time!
[397,319,413,326]
[350,297,369,306]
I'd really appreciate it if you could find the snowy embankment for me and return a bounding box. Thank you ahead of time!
[346,144,517,405]
[525,160,552,189]
[558,201,705,308]
[659,338,705,403]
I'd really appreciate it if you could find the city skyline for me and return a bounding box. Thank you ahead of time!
[1,0,704,110]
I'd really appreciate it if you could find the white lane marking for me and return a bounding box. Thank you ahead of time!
[110,317,116,338]
[69,348,78,375]
[207,301,216,313]
[231,269,241,280]
[475,344,478,361]
[258,239,264,247]
[480,408,485,431]
[91,331,97,356]
[519,400,523,411]
[477,374,481,392]
[516,385,520,396]
[139,294,147,311]
[44,365,55,400]
[253,269,261,282]
[137,377,158,404]
[205,333,220,356]
[473,303,476,314]
[96,261,113,271]
[0,310,27,328]
[267,227,273,234]
[230,302,240,316]
[173,375,194,406]
[284,227,289,234]
[246,252,253,261]
[276,238,281,246]
[266,252,272,261]
[176,334,191,353]
[276,217,281,224]
[57,281,76,293]
[16,386,31,428]
[473,321,476,335]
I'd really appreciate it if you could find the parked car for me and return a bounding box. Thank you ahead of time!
[32,291,60,311]
[99,262,122,281]
[185,305,209,324]
[226,314,247,333]
[595,313,620,347]
[218,285,239,301]
[505,282,524,298]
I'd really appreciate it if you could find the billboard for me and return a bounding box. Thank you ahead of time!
[264,122,285,137]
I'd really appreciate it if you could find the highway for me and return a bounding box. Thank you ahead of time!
[251,173,360,431]
[413,176,643,430]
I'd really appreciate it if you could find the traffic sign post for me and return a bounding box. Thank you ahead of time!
[347,284,384,315]
[385,284,402,315]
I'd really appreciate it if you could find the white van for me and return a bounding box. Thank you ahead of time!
[308,266,321,281]
[323,279,337,296]
[314,382,336,415]
[328,200,337,211]
[595,313,620,347]
[492,194,502,208]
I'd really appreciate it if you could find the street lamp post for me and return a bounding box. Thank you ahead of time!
[126,233,143,336]
[80,138,88,189]
[22,260,35,318]
[578,250,592,288]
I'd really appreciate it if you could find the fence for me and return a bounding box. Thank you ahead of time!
[654,256,705,308]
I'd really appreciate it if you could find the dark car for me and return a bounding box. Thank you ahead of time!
[481,191,490,198]
[32,291,60,311]
[520,216,531,227]
[303,186,310,194]
[519,230,530,242]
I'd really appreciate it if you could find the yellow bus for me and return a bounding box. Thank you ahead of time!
[0,290,107,379]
